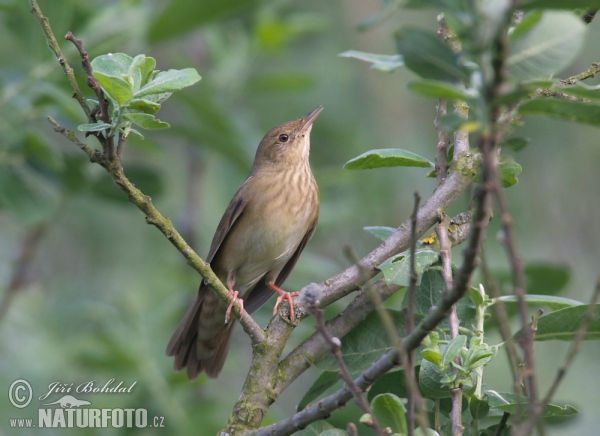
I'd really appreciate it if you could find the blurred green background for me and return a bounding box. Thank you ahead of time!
[1,0,599,434]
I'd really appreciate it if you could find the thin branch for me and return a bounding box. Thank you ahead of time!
[558,62,600,85]
[436,214,463,436]
[64,31,111,125]
[480,249,523,400]
[30,0,92,121]
[306,296,385,436]
[517,281,600,436]
[404,192,422,436]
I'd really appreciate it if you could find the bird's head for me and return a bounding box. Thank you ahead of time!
[252,105,323,171]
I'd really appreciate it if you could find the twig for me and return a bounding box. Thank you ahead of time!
[517,281,600,436]
[64,31,114,158]
[494,412,511,436]
[29,0,92,121]
[480,250,523,400]
[306,295,385,436]
[558,62,600,85]
[436,214,464,436]
[404,192,421,436]
[435,99,449,184]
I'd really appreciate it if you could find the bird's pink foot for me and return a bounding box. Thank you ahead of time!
[225,285,244,323]
[268,283,300,321]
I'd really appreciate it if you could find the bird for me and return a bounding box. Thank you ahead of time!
[166,106,322,380]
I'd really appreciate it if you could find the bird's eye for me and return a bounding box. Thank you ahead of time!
[278,134,289,143]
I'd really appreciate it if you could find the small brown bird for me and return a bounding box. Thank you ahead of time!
[166,106,322,379]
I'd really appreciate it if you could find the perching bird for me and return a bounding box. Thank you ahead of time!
[166,106,322,379]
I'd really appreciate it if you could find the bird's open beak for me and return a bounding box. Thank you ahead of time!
[298,105,324,132]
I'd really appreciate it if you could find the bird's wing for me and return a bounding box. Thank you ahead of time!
[206,176,252,263]
[244,219,318,314]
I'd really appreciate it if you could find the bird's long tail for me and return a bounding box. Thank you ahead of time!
[166,285,234,379]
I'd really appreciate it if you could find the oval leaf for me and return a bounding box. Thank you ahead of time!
[508,11,587,80]
[123,113,170,130]
[518,98,600,126]
[395,26,470,82]
[441,335,467,368]
[92,71,134,106]
[378,249,439,287]
[344,149,433,170]
[135,68,201,98]
[515,304,600,341]
[338,50,404,72]
[408,80,478,100]
[77,123,111,132]
[370,394,407,435]
[492,295,583,311]
[364,226,396,241]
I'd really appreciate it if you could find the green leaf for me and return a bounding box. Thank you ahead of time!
[441,335,466,368]
[345,149,433,170]
[515,305,600,341]
[421,348,442,367]
[470,396,490,420]
[406,269,477,330]
[148,0,261,42]
[525,263,570,295]
[316,310,419,374]
[493,295,583,311]
[135,68,201,98]
[395,26,470,82]
[418,360,451,399]
[302,421,347,436]
[518,0,600,11]
[518,98,600,126]
[367,369,409,402]
[364,226,396,241]
[507,11,587,80]
[128,99,161,114]
[297,371,339,411]
[467,287,485,306]
[92,71,134,106]
[370,394,407,435]
[338,50,404,72]
[378,249,439,287]
[77,123,112,132]
[123,113,170,130]
[484,391,579,417]
[509,11,543,41]
[91,53,133,77]
[408,80,478,100]
[499,160,522,188]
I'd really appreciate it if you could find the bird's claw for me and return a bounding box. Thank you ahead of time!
[270,284,300,321]
[225,289,244,324]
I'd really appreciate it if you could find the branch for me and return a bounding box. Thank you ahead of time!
[306,293,385,436]
[30,0,93,122]
[558,62,600,85]
[517,281,600,436]
[404,192,423,436]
